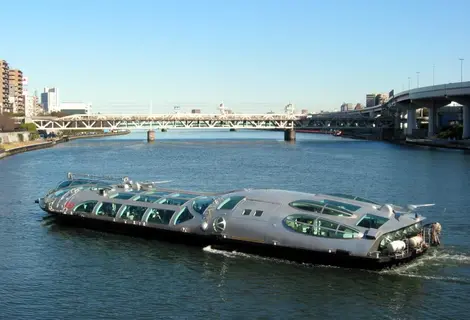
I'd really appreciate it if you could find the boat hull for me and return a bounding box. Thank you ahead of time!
[43,211,428,271]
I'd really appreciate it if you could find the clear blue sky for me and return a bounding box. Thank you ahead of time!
[1,0,468,114]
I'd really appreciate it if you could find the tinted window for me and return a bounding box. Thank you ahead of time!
[357,214,389,229]
[96,202,122,217]
[147,208,175,225]
[134,195,161,203]
[289,200,324,213]
[120,205,147,221]
[284,215,360,239]
[322,199,361,212]
[192,196,215,214]
[73,201,98,214]
[158,198,188,206]
[174,207,194,224]
[217,196,245,210]
[111,193,137,200]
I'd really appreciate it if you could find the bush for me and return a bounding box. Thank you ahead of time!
[30,132,40,140]
[20,123,38,132]
[18,133,24,142]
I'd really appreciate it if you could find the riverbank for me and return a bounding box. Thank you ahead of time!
[0,130,130,160]
[403,138,470,150]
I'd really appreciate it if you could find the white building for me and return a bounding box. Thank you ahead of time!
[60,102,92,115]
[41,87,60,113]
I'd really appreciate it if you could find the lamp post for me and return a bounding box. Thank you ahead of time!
[416,72,420,88]
[408,77,411,90]
[459,58,464,83]
[433,65,435,85]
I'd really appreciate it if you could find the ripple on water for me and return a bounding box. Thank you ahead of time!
[0,132,469,319]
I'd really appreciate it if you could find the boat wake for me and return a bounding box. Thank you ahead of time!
[202,245,470,283]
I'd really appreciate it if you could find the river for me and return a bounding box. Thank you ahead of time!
[0,130,469,319]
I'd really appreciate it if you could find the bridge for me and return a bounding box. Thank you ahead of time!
[305,81,470,139]
[28,81,470,140]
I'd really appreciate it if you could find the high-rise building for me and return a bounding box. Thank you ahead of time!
[8,69,24,114]
[340,102,353,112]
[366,94,376,108]
[0,60,9,114]
[41,87,60,113]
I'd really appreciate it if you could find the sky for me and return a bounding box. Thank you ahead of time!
[0,0,469,114]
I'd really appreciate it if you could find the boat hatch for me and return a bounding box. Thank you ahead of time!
[289,200,354,217]
[326,193,379,205]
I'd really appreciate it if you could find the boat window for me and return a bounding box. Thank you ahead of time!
[57,180,72,189]
[120,205,148,221]
[133,195,161,203]
[254,210,263,217]
[356,214,389,229]
[147,191,172,197]
[321,205,353,217]
[174,207,193,224]
[289,200,324,213]
[110,193,137,200]
[242,209,251,216]
[169,193,199,200]
[158,198,188,206]
[192,196,215,215]
[327,193,379,205]
[217,196,245,210]
[96,202,122,217]
[322,199,361,212]
[283,215,360,239]
[73,201,98,214]
[147,208,175,225]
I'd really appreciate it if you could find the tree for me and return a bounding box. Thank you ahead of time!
[0,115,15,132]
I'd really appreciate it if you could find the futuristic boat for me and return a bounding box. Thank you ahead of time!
[36,173,442,270]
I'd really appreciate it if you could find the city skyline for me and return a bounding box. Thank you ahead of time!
[1,0,468,114]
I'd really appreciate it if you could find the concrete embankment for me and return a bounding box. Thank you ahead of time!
[0,130,130,160]
[404,138,470,150]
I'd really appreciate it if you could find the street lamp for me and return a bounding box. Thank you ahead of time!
[459,58,464,82]
[433,65,435,85]
[408,77,411,90]
[416,72,420,88]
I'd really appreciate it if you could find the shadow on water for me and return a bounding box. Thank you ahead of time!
[41,215,470,286]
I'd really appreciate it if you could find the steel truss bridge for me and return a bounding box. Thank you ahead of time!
[31,114,300,131]
[31,110,398,131]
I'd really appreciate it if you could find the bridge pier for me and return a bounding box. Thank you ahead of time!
[463,105,470,139]
[147,130,155,142]
[284,129,296,141]
[406,108,417,136]
[428,106,438,137]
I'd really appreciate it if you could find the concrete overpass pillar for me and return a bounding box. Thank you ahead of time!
[463,105,470,139]
[428,106,438,137]
[406,108,417,135]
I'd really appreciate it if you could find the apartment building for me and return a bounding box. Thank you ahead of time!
[8,69,24,113]
[0,60,9,113]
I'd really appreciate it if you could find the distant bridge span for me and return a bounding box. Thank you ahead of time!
[31,113,303,131]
